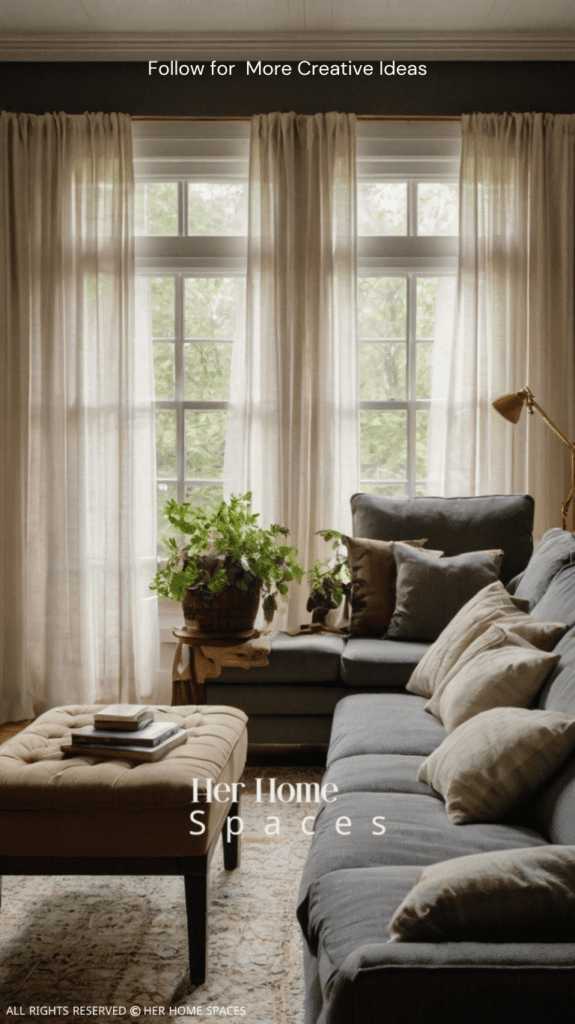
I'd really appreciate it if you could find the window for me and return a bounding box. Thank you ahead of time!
[133,122,250,547]
[134,120,461,530]
[357,121,460,497]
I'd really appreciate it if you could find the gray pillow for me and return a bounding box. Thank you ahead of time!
[386,544,504,642]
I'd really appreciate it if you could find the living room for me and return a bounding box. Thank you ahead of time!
[3,2,575,1021]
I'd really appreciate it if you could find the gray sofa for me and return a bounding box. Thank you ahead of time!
[296,512,575,1024]
[203,493,535,746]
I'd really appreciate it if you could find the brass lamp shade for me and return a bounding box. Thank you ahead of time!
[492,392,527,424]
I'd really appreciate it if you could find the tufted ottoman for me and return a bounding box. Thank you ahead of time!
[0,704,248,985]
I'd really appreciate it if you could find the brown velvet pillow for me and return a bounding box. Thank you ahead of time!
[342,537,437,638]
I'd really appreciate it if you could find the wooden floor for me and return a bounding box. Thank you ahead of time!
[0,720,30,744]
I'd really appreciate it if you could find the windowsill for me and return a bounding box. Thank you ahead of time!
[159,597,183,642]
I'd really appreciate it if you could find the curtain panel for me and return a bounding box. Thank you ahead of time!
[0,112,158,723]
[428,112,575,540]
[224,112,359,630]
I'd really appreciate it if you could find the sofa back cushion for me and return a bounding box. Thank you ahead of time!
[350,493,534,585]
[511,527,575,609]
[530,563,575,630]
[534,631,575,843]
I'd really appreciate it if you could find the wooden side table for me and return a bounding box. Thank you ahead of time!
[171,627,260,706]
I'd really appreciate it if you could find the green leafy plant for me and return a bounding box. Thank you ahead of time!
[150,492,304,623]
[306,529,352,620]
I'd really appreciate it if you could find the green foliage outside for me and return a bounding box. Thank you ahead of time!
[150,492,303,623]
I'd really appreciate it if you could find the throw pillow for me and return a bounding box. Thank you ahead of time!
[341,536,438,638]
[425,624,560,732]
[406,581,559,699]
[417,706,575,824]
[386,545,504,643]
[388,845,575,942]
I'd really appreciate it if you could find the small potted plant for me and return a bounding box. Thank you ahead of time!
[150,492,304,633]
[306,529,352,624]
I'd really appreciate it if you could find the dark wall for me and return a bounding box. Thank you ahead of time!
[1,60,575,116]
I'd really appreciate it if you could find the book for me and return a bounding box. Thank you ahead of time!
[61,729,188,763]
[93,704,151,729]
[70,721,179,748]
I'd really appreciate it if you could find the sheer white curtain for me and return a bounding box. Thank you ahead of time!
[428,112,575,540]
[224,112,359,631]
[0,112,158,723]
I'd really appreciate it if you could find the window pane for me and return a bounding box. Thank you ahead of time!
[416,276,456,339]
[186,410,227,478]
[360,482,407,498]
[185,277,244,339]
[416,343,432,400]
[135,182,178,235]
[157,481,177,556]
[417,182,458,236]
[150,277,175,339]
[185,483,225,517]
[185,342,232,401]
[360,409,407,481]
[416,409,429,481]
[156,410,177,477]
[358,182,407,235]
[153,342,175,400]
[416,278,438,339]
[188,182,247,235]
[359,342,406,400]
[359,277,406,339]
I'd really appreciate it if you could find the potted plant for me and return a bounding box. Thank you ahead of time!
[306,529,352,624]
[150,492,304,633]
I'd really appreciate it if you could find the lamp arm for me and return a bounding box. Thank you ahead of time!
[528,398,575,456]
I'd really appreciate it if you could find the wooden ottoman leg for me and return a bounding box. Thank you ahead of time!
[222,798,241,870]
[183,866,208,986]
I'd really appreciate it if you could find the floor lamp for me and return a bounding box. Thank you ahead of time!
[492,386,575,531]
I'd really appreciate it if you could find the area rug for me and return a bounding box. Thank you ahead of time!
[0,767,322,1023]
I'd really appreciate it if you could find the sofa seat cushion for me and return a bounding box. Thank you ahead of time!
[208,631,346,684]
[322,753,432,797]
[305,864,421,958]
[340,638,430,688]
[297,790,546,935]
[327,693,447,765]
[512,527,575,609]
[350,492,534,585]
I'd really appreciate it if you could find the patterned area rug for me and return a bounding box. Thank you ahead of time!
[0,767,320,1024]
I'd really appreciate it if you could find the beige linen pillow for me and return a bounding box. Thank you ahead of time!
[406,581,564,699]
[426,624,561,731]
[342,536,438,638]
[417,706,575,824]
[388,845,575,942]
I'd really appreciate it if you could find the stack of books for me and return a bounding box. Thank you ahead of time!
[61,704,187,762]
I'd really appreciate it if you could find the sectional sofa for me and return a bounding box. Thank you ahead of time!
[296,509,575,1024]
[203,493,535,746]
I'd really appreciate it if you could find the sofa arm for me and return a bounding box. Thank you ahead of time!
[319,940,575,1024]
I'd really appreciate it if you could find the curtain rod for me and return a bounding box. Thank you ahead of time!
[132,115,461,122]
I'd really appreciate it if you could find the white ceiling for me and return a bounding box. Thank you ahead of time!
[1,0,575,60]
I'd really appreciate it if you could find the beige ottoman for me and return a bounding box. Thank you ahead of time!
[0,704,248,985]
